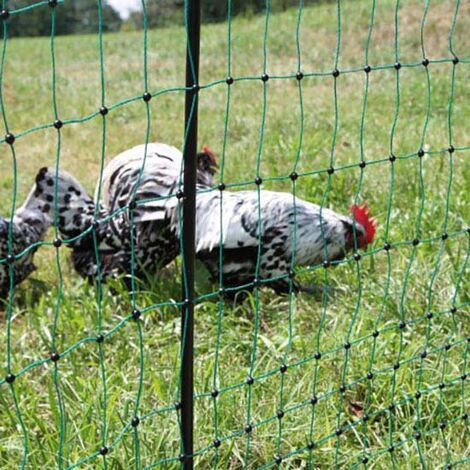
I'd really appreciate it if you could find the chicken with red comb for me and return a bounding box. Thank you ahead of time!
[168,189,378,295]
[33,142,218,281]
[197,145,218,179]
[350,203,377,248]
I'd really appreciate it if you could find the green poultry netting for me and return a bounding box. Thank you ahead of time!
[0,0,469,468]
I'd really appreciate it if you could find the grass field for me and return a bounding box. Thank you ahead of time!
[0,0,469,468]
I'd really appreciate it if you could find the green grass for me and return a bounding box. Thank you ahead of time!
[0,0,469,468]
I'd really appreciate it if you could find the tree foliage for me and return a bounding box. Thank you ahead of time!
[6,0,301,37]
[126,0,300,30]
[8,0,122,37]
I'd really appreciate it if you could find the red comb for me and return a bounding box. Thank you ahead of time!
[202,145,217,166]
[350,203,377,245]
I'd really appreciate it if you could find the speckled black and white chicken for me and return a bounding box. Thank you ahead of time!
[170,190,376,294]
[33,141,375,294]
[0,186,52,298]
[35,142,217,281]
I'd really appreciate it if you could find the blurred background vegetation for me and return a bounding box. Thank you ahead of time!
[8,0,304,37]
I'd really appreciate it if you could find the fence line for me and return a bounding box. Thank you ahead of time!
[0,0,469,468]
[180,0,201,467]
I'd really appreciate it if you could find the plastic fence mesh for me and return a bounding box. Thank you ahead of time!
[0,0,469,468]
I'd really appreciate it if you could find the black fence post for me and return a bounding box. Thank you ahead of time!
[181,0,201,468]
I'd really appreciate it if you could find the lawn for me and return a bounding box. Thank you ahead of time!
[0,0,469,468]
